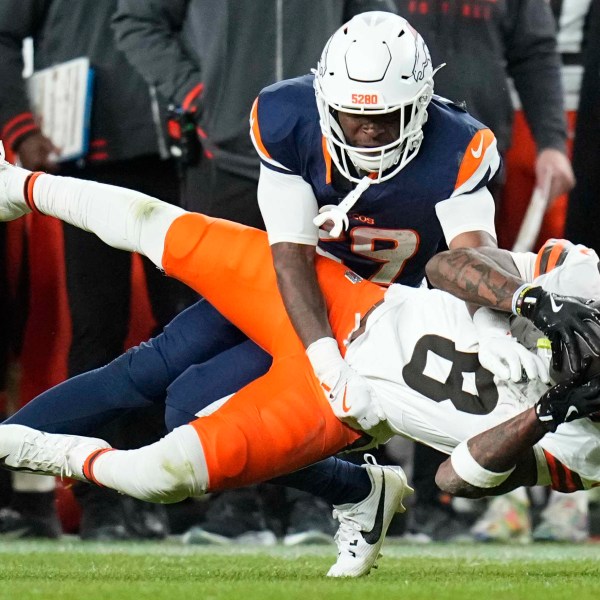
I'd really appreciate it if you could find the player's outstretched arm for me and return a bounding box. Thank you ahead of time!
[428,243,550,382]
[426,246,525,311]
[427,246,600,374]
[436,370,600,498]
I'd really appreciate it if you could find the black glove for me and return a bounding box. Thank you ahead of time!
[535,364,600,432]
[515,286,600,373]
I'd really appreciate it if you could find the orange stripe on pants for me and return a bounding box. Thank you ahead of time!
[161,213,385,490]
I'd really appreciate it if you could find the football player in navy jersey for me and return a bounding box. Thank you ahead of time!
[0,11,588,576]
[1,150,600,578]
[250,11,511,428]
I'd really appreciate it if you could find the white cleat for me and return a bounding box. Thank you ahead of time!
[0,424,111,481]
[327,454,413,578]
[0,140,33,221]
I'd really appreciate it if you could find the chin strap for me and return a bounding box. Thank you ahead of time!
[313,175,373,237]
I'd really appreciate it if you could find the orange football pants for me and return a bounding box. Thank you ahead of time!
[161,213,385,490]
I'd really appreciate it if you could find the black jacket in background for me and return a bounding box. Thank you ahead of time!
[395,0,567,153]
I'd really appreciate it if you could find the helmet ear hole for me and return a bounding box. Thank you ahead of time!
[314,11,435,183]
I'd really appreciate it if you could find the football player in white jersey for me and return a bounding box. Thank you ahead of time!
[427,239,600,496]
[1,151,600,578]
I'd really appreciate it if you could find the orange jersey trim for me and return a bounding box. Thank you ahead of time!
[534,238,570,277]
[250,98,272,160]
[543,449,583,492]
[322,136,332,184]
[454,128,495,191]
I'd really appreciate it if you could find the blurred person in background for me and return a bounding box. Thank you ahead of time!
[0,0,192,540]
[467,0,597,545]
[531,0,600,545]
[564,0,600,253]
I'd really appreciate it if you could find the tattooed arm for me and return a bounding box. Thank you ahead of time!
[425,246,553,382]
[425,246,526,311]
[427,245,600,374]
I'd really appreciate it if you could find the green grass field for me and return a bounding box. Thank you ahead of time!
[0,540,599,600]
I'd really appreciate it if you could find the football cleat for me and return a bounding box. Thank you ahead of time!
[0,141,33,221]
[532,491,589,543]
[0,424,111,481]
[283,494,336,546]
[182,488,277,546]
[327,454,413,577]
[470,490,531,543]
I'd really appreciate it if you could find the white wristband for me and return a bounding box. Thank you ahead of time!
[450,440,515,489]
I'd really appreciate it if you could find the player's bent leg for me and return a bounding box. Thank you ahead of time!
[0,424,208,504]
[162,213,385,356]
[32,173,185,268]
[188,357,365,491]
[327,455,413,578]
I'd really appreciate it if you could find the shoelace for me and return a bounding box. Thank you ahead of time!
[15,432,74,479]
[332,509,362,547]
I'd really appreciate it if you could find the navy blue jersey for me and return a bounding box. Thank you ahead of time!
[252,74,500,287]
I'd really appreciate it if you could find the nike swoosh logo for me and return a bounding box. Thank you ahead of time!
[362,470,386,545]
[471,133,484,159]
[566,405,579,420]
[342,387,351,413]
[550,295,564,313]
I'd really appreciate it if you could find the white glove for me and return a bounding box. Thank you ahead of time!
[306,337,385,430]
[474,308,550,384]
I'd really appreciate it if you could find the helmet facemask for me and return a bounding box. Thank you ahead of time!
[314,12,435,184]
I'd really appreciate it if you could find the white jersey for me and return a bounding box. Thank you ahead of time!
[346,284,533,452]
[346,241,600,491]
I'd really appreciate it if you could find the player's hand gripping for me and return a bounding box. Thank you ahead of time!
[514,286,600,373]
[306,337,385,430]
[535,361,600,432]
[474,308,549,383]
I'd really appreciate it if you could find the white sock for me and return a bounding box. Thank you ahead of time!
[30,173,185,267]
[73,425,209,504]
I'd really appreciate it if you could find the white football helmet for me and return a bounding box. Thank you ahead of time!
[314,12,435,183]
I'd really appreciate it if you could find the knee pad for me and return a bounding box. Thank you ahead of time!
[191,416,251,489]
